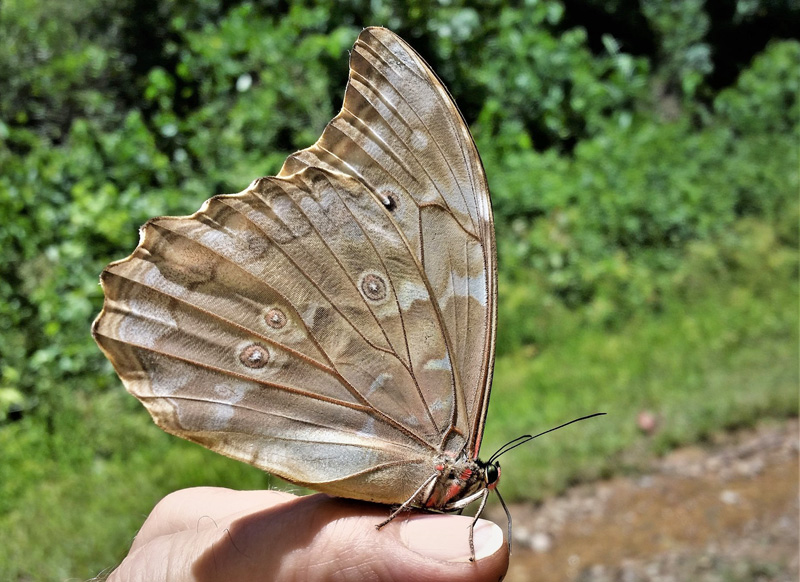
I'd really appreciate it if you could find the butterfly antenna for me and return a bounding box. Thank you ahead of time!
[487,413,606,463]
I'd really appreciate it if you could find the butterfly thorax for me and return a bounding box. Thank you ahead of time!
[422,454,501,511]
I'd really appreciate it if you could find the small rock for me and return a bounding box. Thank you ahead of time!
[530,531,554,553]
[637,410,659,434]
[719,489,740,505]
[638,475,655,488]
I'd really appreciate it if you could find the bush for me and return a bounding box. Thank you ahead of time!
[1,0,797,415]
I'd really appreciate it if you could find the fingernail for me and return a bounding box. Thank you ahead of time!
[400,515,505,562]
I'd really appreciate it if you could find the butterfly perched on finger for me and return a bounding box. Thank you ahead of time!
[93,26,596,560]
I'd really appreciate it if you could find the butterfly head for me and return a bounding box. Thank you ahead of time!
[482,459,501,491]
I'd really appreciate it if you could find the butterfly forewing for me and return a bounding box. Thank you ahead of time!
[280,28,497,455]
[92,27,496,506]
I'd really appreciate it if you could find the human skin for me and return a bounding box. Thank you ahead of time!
[107,487,509,582]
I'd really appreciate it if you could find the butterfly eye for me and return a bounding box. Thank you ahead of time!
[265,308,287,329]
[486,462,500,485]
[360,273,387,302]
[239,344,270,369]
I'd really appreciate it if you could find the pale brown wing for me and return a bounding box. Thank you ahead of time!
[280,27,497,455]
[94,165,470,503]
[92,27,496,503]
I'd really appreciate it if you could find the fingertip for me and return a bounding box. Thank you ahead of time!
[472,519,508,562]
[399,514,506,563]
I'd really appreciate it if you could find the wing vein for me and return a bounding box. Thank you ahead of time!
[103,271,338,376]
[97,331,436,451]
[350,50,478,235]
[320,172,441,433]
[139,394,422,454]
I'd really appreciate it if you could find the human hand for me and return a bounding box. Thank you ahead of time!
[108,487,509,582]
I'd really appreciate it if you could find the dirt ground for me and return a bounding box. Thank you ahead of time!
[493,418,799,582]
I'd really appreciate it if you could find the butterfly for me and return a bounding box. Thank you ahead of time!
[93,26,503,559]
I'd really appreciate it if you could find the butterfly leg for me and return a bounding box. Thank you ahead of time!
[494,487,512,555]
[375,472,439,530]
[460,487,513,559]
[467,488,490,562]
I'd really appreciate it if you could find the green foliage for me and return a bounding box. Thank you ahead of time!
[489,110,799,350]
[487,272,798,501]
[0,0,798,578]
[159,5,359,189]
[0,0,130,141]
[486,38,799,351]
[474,5,650,147]
[715,39,800,135]
[641,0,712,99]
[0,388,270,580]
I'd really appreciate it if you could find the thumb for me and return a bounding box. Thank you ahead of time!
[198,492,508,582]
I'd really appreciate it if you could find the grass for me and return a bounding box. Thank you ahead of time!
[483,277,798,501]
[0,255,797,580]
